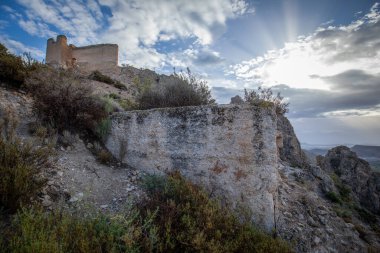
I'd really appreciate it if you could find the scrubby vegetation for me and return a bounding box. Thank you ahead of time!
[138,172,291,252]
[0,44,117,144]
[0,43,292,253]
[136,69,215,109]
[0,113,54,214]
[0,43,44,89]
[0,43,26,88]
[326,172,378,234]
[0,172,291,253]
[89,70,127,90]
[244,87,289,114]
[1,207,156,253]
[26,68,108,134]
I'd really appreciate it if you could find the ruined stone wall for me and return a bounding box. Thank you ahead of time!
[46,35,118,71]
[72,44,118,71]
[106,104,280,230]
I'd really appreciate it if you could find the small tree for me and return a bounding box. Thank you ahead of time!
[244,87,289,114]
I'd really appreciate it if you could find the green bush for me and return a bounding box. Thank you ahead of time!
[26,68,108,134]
[137,69,215,110]
[325,191,342,204]
[2,207,158,253]
[0,44,44,89]
[95,118,111,142]
[139,172,291,253]
[89,70,126,90]
[0,114,53,214]
[355,206,377,223]
[244,87,289,114]
[0,43,26,88]
[118,98,138,111]
[329,173,351,203]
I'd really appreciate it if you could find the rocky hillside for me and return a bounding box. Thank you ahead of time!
[318,146,380,215]
[1,63,380,252]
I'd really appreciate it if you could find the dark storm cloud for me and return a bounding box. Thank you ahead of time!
[320,69,380,91]
[271,69,380,118]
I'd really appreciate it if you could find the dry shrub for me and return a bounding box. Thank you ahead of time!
[26,68,108,133]
[0,112,53,214]
[244,87,289,115]
[137,68,215,110]
[89,70,127,90]
[1,172,292,253]
[2,207,156,253]
[97,149,113,164]
[139,172,292,253]
[0,44,44,89]
[0,43,26,88]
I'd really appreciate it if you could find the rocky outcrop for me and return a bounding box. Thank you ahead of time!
[277,115,308,168]
[105,103,380,252]
[107,104,280,230]
[318,146,380,214]
[276,165,368,253]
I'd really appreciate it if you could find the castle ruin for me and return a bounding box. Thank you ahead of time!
[46,35,118,71]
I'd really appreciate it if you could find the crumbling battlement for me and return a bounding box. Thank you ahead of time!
[46,35,118,71]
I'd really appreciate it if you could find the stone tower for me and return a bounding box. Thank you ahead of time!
[46,35,73,68]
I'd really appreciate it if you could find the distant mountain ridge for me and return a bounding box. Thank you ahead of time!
[351,145,380,159]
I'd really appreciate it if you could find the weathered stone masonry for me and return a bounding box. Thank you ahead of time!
[106,104,281,230]
[46,35,118,71]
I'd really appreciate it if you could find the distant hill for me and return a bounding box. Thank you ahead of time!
[308,148,329,156]
[351,145,380,159]
[304,145,380,172]
[351,145,380,171]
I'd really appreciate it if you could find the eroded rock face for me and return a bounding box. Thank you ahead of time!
[107,104,279,230]
[318,146,380,214]
[276,165,368,253]
[277,115,308,168]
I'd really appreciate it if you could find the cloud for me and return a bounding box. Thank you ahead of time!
[229,3,380,90]
[18,18,56,38]
[192,49,224,65]
[0,20,8,29]
[99,0,251,68]
[166,47,225,70]
[291,116,380,146]
[227,3,380,119]
[1,5,16,14]
[0,35,44,58]
[211,86,242,104]
[15,0,105,44]
[12,0,252,69]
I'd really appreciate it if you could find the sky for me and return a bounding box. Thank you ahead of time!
[0,0,379,147]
